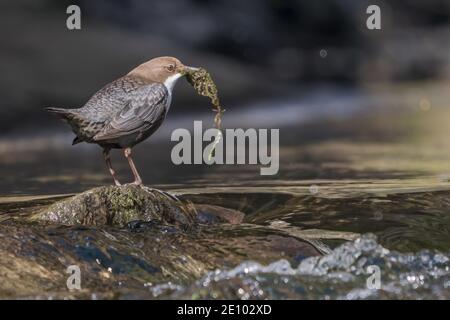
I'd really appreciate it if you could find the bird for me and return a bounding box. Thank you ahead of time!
[45,56,198,186]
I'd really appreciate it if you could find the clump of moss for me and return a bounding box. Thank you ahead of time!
[186,68,225,159]
[186,68,220,107]
[102,186,146,225]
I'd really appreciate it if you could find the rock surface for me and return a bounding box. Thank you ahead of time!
[0,185,324,299]
[30,185,242,229]
[31,185,202,227]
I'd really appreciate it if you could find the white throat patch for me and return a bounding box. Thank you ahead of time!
[164,73,183,93]
[163,73,183,114]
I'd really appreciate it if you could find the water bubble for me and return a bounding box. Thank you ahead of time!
[319,49,328,58]
[434,253,449,264]
[309,184,319,195]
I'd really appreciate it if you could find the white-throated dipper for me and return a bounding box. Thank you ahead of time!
[46,57,198,186]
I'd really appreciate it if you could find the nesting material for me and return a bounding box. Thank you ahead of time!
[186,68,225,160]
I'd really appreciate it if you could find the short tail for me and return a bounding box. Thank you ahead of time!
[44,107,70,115]
[45,107,84,145]
[44,107,78,120]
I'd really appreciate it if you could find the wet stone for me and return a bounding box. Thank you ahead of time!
[30,185,251,230]
[30,185,198,229]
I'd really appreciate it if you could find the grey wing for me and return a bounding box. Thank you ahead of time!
[80,76,145,122]
[93,83,168,141]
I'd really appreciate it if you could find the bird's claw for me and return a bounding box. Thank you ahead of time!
[122,180,143,187]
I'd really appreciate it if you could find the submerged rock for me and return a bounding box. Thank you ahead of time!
[194,204,244,225]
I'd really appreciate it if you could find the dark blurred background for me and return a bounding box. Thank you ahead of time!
[1,0,450,134]
[1,0,450,195]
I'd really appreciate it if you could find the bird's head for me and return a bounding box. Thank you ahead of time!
[128,56,198,90]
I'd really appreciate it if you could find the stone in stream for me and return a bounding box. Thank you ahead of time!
[30,185,243,228]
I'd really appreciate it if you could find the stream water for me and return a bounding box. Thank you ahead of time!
[1,84,449,299]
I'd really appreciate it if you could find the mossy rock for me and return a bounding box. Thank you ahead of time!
[30,185,197,228]
[29,185,246,229]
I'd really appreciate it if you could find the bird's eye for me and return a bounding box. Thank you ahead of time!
[166,64,176,72]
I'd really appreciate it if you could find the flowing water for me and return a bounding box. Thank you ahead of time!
[1,83,450,299]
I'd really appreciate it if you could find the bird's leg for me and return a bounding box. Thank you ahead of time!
[124,147,143,186]
[103,148,121,186]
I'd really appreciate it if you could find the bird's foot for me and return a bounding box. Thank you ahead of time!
[123,180,143,187]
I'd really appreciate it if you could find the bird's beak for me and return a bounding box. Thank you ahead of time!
[182,66,200,75]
